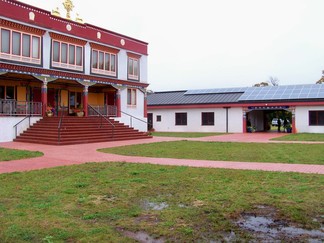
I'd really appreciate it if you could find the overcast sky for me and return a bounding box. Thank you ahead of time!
[19,0,324,91]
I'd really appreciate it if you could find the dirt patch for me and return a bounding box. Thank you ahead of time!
[236,205,324,242]
[117,228,164,243]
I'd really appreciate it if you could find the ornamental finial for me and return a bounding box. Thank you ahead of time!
[62,0,74,19]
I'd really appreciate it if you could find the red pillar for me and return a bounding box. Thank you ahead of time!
[291,107,296,133]
[116,90,121,117]
[144,93,147,118]
[243,110,247,133]
[41,81,48,117]
[83,86,88,117]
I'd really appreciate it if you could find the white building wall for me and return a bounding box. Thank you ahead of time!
[114,88,147,132]
[295,106,324,133]
[149,107,243,133]
[140,55,148,83]
[0,117,41,142]
[43,32,51,69]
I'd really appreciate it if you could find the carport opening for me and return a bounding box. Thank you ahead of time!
[246,109,292,133]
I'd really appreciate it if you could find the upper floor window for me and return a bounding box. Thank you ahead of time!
[52,40,83,71]
[127,53,141,81]
[0,28,41,65]
[91,50,116,76]
[309,110,324,126]
[0,85,15,99]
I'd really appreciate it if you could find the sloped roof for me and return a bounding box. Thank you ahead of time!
[148,84,324,106]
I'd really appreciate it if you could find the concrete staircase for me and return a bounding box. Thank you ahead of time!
[14,116,152,145]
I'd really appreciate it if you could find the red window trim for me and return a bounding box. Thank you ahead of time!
[90,42,120,54]
[127,52,141,59]
[49,32,87,46]
[0,19,45,36]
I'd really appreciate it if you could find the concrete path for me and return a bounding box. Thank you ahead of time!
[1,133,324,175]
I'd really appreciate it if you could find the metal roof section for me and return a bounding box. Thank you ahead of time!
[184,87,248,95]
[148,91,244,105]
[148,84,324,106]
[239,84,324,101]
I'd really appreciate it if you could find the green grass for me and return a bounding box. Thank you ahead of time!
[0,147,43,162]
[151,132,224,138]
[99,141,324,165]
[0,162,323,242]
[272,133,324,142]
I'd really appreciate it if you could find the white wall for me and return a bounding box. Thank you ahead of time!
[114,88,147,132]
[149,107,243,133]
[296,106,324,133]
[0,117,41,142]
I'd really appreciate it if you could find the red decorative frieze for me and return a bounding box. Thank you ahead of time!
[89,43,120,54]
[127,52,142,59]
[49,32,87,46]
[0,18,45,35]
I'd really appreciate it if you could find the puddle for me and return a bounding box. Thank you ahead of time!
[236,205,324,241]
[142,200,169,211]
[121,230,164,243]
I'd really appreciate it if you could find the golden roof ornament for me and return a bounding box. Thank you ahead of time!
[75,13,84,23]
[62,0,74,19]
[51,7,61,17]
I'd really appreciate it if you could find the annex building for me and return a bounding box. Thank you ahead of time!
[147,84,324,134]
[0,0,150,143]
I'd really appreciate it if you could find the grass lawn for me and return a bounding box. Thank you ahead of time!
[0,162,323,242]
[0,147,43,162]
[272,133,324,142]
[99,141,324,165]
[151,132,224,138]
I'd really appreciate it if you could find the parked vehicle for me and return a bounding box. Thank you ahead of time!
[271,118,284,126]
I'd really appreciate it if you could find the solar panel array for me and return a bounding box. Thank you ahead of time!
[239,84,324,101]
[184,87,248,95]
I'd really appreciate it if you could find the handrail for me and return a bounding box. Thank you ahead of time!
[88,104,115,139]
[58,106,67,144]
[118,109,152,128]
[13,115,31,138]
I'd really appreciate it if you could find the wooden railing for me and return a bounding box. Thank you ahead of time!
[0,99,42,116]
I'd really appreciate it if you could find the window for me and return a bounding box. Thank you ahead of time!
[309,111,324,126]
[0,86,15,99]
[175,113,187,126]
[202,112,214,126]
[128,57,139,80]
[52,40,83,71]
[0,28,41,64]
[91,49,117,76]
[127,89,137,106]
[157,115,161,122]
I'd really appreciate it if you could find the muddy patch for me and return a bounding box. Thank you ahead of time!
[236,205,324,242]
[118,229,164,243]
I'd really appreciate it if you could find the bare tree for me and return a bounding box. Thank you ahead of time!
[253,82,269,87]
[268,76,279,86]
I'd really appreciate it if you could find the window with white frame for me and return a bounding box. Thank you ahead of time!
[52,40,83,71]
[0,27,41,64]
[91,49,116,76]
[128,57,139,81]
[127,88,137,106]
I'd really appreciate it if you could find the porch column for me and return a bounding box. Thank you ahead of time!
[41,80,48,117]
[116,90,121,117]
[144,92,147,118]
[243,109,247,133]
[83,85,88,117]
[291,107,296,133]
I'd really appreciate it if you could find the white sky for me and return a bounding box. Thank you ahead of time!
[18,0,324,91]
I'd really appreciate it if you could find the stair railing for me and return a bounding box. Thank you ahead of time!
[57,106,68,144]
[118,109,152,129]
[88,104,115,139]
[13,115,31,138]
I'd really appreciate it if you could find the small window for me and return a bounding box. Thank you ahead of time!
[309,111,324,126]
[128,57,140,80]
[175,113,187,126]
[157,115,161,122]
[127,88,136,106]
[202,112,214,126]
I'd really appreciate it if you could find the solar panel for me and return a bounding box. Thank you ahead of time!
[239,84,324,101]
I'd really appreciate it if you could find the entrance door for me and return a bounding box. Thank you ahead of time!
[147,113,153,131]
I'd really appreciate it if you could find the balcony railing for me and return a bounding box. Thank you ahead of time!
[0,99,42,116]
[88,105,117,117]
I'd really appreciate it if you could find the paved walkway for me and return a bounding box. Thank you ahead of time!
[0,133,324,175]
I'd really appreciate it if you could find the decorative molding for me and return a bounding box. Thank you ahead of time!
[0,18,45,35]
[49,32,87,46]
